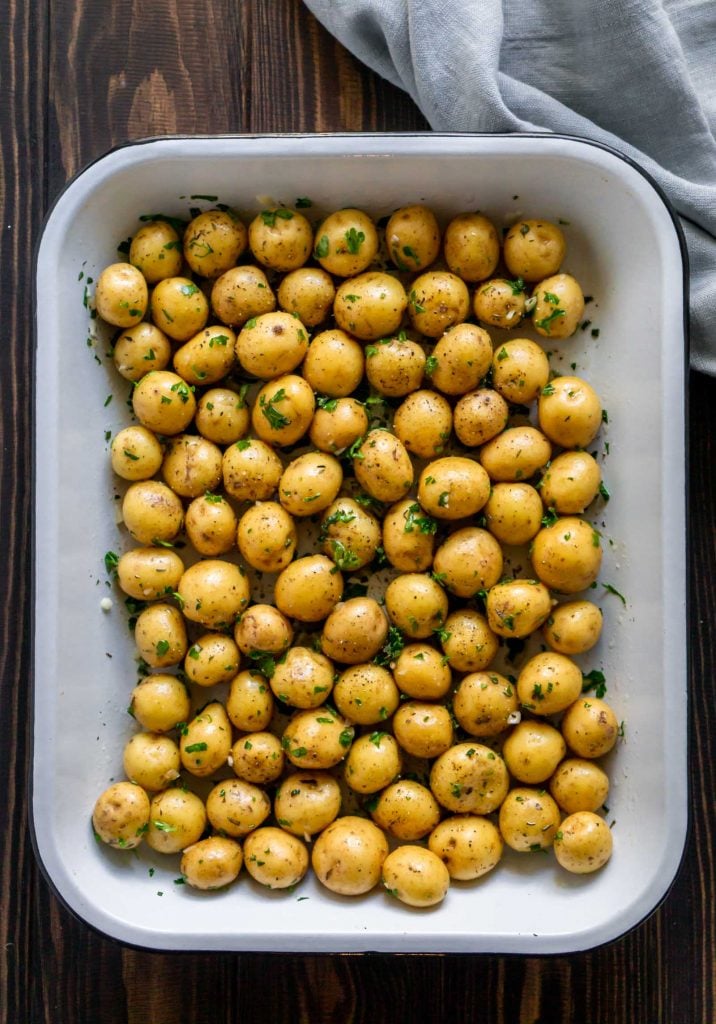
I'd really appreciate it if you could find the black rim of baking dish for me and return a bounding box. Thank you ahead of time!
[29,131,691,956]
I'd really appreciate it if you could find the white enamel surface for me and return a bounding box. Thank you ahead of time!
[34,134,687,952]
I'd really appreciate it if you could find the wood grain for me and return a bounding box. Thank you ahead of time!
[2,1,714,1021]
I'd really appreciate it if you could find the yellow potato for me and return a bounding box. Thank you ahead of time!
[129,675,191,733]
[531,517,603,593]
[428,323,493,396]
[473,277,527,329]
[417,457,490,519]
[181,836,243,890]
[502,720,566,784]
[364,336,427,397]
[385,204,441,271]
[344,732,402,794]
[439,609,499,672]
[145,788,207,855]
[484,482,544,546]
[195,387,250,445]
[453,670,519,736]
[184,208,247,278]
[117,547,184,601]
[282,707,354,770]
[538,375,603,448]
[382,846,450,908]
[134,602,187,668]
[311,816,388,895]
[123,732,180,792]
[243,827,309,889]
[205,778,271,837]
[443,212,500,282]
[278,267,336,327]
[129,220,183,283]
[532,273,585,339]
[270,646,335,709]
[274,771,342,838]
[132,370,197,435]
[333,663,400,726]
[382,498,436,572]
[491,338,550,403]
[113,323,172,381]
[479,426,552,483]
[309,398,369,454]
[248,207,313,271]
[92,781,150,849]
[210,265,276,327]
[333,272,407,341]
[433,527,503,597]
[184,493,238,557]
[392,644,452,700]
[393,389,453,460]
[178,559,250,628]
[230,732,285,785]
[236,311,309,379]
[274,554,344,622]
[161,434,223,498]
[385,573,448,639]
[121,480,183,545]
[95,262,148,327]
[544,600,603,654]
[110,426,164,481]
[561,697,620,758]
[430,743,509,814]
[184,632,240,688]
[453,388,509,447]
[498,788,562,852]
[278,451,343,517]
[540,451,602,514]
[372,780,441,841]
[392,701,454,758]
[222,438,283,502]
[353,429,414,503]
[517,651,584,716]
[503,219,566,282]
[428,816,503,881]
[485,578,553,638]
[302,329,364,396]
[150,277,209,341]
[226,670,274,732]
[407,271,470,337]
[549,758,610,814]
[313,208,379,277]
[173,324,236,386]
[251,374,315,447]
[554,811,613,873]
[320,597,388,664]
[234,604,294,657]
[320,497,381,571]
[179,702,232,777]
[237,501,297,573]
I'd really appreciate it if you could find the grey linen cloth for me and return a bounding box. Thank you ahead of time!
[304,0,716,373]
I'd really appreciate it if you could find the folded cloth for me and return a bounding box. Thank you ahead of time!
[304,0,716,373]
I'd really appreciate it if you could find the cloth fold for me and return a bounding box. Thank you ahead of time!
[304,0,716,373]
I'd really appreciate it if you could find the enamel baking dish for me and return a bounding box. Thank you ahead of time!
[33,134,687,953]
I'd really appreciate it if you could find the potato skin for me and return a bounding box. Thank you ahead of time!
[443,212,500,282]
[453,670,519,736]
[184,632,240,688]
[392,644,452,700]
[540,451,602,514]
[320,597,388,664]
[274,554,344,623]
[145,788,207,854]
[344,732,402,794]
[132,371,197,435]
[179,560,250,628]
[479,426,552,483]
[222,439,283,503]
[278,452,343,517]
[281,708,354,770]
[161,434,223,499]
[309,398,368,454]
[278,267,336,327]
[184,493,238,557]
[248,207,313,272]
[121,480,183,545]
[433,527,503,597]
[234,604,293,657]
[273,771,342,838]
[428,816,503,881]
[113,323,172,381]
[549,758,610,814]
[180,702,232,777]
[117,547,184,601]
[195,387,250,446]
[302,329,364,396]
[384,573,448,639]
[530,517,603,594]
[243,827,309,889]
[381,846,450,907]
[95,262,148,327]
[252,374,315,447]
[502,720,566,785]
[184,208,247,278]
[365,337,426,398]
[269,646,335,709]
[353,429,414,503]
[417,457,490,520]
[532,273,585,339]
[122,732,181,792]
[544,600,603,654]
[484,483,543,546]
[205,778,271,837]
[112,426,165,482]
[92,781,150,849]
[392,701,454,758]
[385,204,441,271]
[134,602,188,668]
[428,323,493,396]
[181,836,243,890]
[235,311,309,379]
[320,497,381,570]
[226,670,274,732]
[453,389,509,448]
[313,209,379,277]
[554,811,613,873]
[311,815,389,895]
[474,278,527,329]
[333,663,400,725]
[129,220,183,283]
[407,271,470,337]
[151,277,209,342]
[561,697,619,758]
[430,743,509,814]
[333,272,407,341]
[173,325,236,386]
[129,675,191,733]
[237,500,297,573]
[210,265,276,327]
[517,651,585,716]
[486,579,553,638]
[440,609,499,673]
[491,338,550,404]
[538,375,603,448]
[372,780,441,841]
[498,788,562,852]
[393,389,453,460]
[503,219,566,282]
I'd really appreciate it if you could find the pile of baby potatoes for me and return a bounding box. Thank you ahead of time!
[91,200,619,908]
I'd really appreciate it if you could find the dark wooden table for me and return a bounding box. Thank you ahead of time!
[3,2,715,1021]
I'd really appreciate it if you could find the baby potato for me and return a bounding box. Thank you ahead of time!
[236,311,309,380]
[453,389,509,447]
[502,720,566,785]
[354,429,414,503]
[432,527,503,597]
[484,482,543,546]
[206,778,271,837]
[179,559,250,628]
[407,271,470,337]
[503,219,566,282]
[538,375,603,449]
[132,370,197,435]
[485,578,553,638]
[252,374,315,447]
[230,731,284,785]
[441,610,500,673]
[479,426,552,483]
[302,329,365,396]
[279,451,343,517]
[382,846,450,908]
[549,758,610,814]
[180,702,232,777]
[498,788,562,852]
[278,267,336,327]
[312,815,389,895]
[151,277,209,342]
[473,278,527,329]
[243,827,309,889]
[554,811,613,873]
[111,426,164,481]
[95,262,148,327]
[321,597,388,664]
[491,338,550,404]
[185,493,238,557]
[129,674,191,733]
[274,554,343,622]
[121,480,183,545]
[129,219,183,283]
[320,497,381,570]
[417,457,490,520]
[344,732,402,794]
[274,771,342,838]
[430,743,510,814]
[123,732,180,792]
[385,203,441,271]
[234,604,293,658]
[270,647,335,709]
[540,451,602,514]
[428,323,493,396]
[372,780,441,841]
[393,389,453,460]
[195,387,250,445]
[444,212,500,282]
[544,600,603,655]
[392,701,454,758]
[226,669,274,732]
[428,816,503,881]
[134,602,188,668]
[333,663,400,726]
[181,836,243,890]
[532,273,585,339]
[392,644,452,700]
[309,398,369,454]
[385,573,448,639]
[365,336,426,398]
[333,272,407,341]
[453,671,519,737]
[172,324,236,386]
[146,788,207,854]
[92,781,150,849]
[382,499,436,572]
[282,707,354,770]
[561,696,620,758]
[113,323,172,381]
[210,265,276,327]
[531,517,602,593]
[161,434,223,498]
[183,208,247,278]
[248,207,313,271]
[517,651,584,716]
[313,208,379,277]
[222,439,283,503]
[184,632,240,688]
[117,547,184,601]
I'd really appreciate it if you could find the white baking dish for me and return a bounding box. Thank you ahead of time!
[33,134,687,953]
